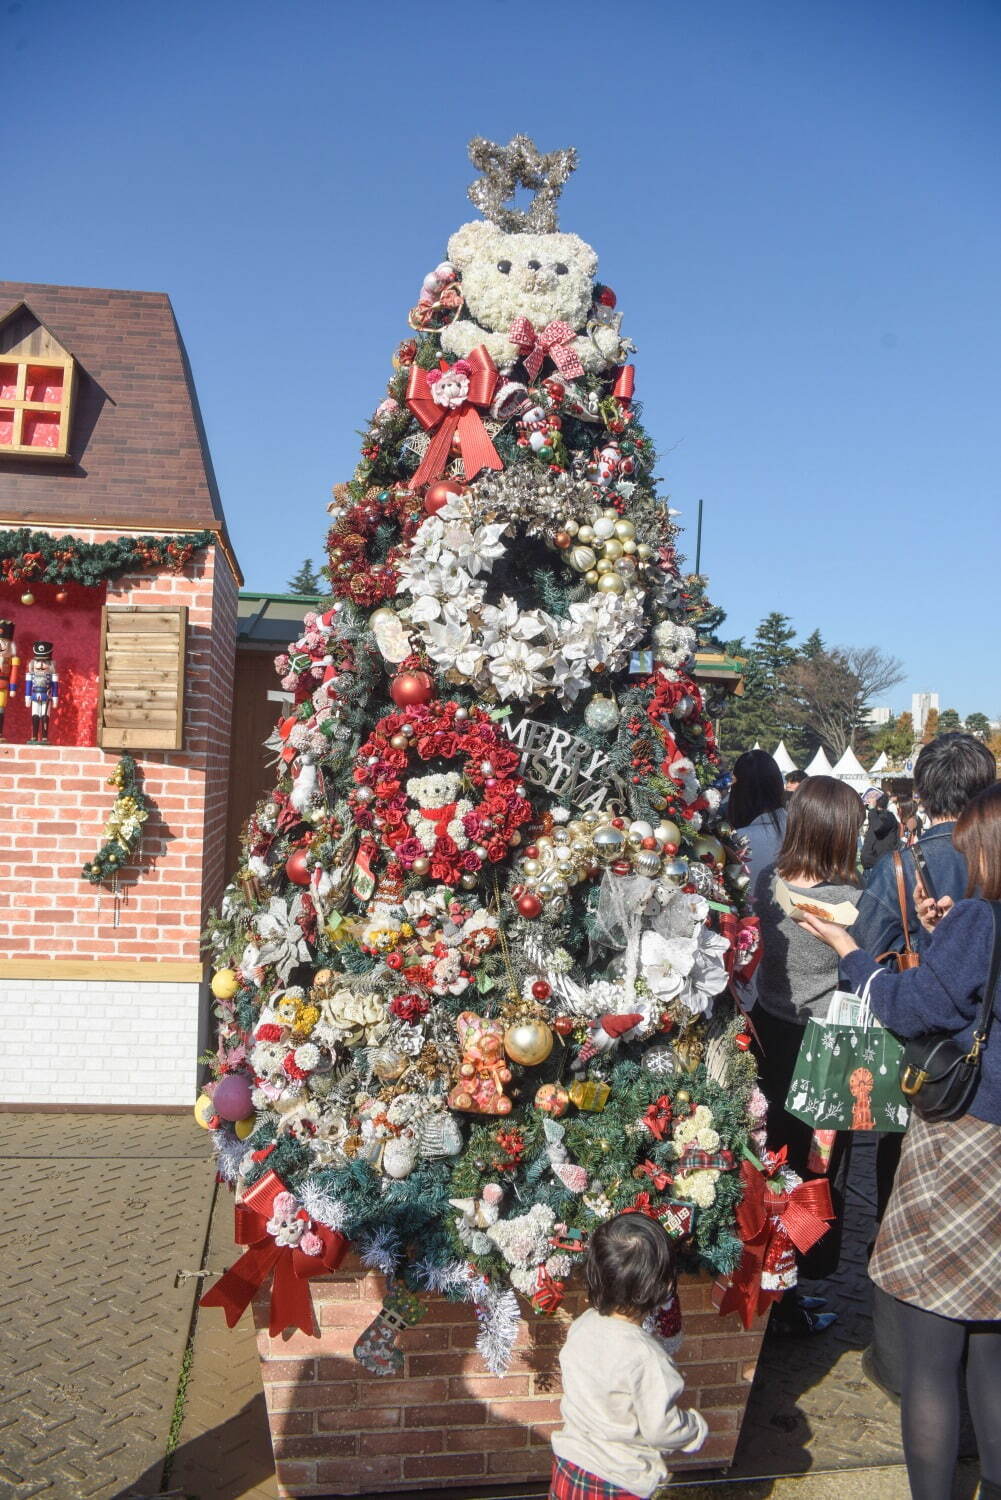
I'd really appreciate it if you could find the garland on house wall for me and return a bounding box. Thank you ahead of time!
[81,755,151,884]
[0,528,214,587]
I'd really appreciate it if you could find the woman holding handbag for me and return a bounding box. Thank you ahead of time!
[797,782,1001,1500]
[750,775,865,1332]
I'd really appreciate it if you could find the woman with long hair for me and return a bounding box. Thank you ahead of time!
[729,749,787,892]
[798,782,1001,1500]
[751,775,865,1332]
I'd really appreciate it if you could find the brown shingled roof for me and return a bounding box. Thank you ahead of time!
[0,281,240,578]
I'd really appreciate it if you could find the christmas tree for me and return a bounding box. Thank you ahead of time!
[200,138,774,1368]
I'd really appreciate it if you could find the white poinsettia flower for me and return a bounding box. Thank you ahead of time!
[463,522,508,575]
[407,594,443,625]
[680,926,731,1016]
[487,637,551,700]
[255,895,311,981]
[425,614,486,679]
[551,653,591,704]
[640,929,697,1000]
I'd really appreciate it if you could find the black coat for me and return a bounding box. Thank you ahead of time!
[860,809,899,871]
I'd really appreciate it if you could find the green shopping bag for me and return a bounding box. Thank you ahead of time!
[785,985,910,1133]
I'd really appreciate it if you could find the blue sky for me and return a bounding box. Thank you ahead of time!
[4,0,999,717]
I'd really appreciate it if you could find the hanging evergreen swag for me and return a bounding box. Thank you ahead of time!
[82,756,150,885]
[0,528,214,587]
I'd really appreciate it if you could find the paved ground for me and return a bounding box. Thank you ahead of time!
[0,1116,985,1500]
[0,1114,214,1500]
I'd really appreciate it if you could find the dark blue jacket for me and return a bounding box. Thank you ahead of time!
[853,823,968,959]
[840,899,1001,1125]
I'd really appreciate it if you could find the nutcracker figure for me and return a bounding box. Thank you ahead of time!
[24,641,59,743]
[0,620,19,739]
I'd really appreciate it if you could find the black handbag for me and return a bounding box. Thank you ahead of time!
[899,900,1000,1122]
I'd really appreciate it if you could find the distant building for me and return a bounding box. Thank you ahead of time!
[865,706,892,727]
[912,691,939,735]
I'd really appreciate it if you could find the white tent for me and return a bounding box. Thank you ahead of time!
[771,740,797,776]
[869,751,889,774]
[831,745,873,791]
[751,742,762,751]
[805,746,834,776]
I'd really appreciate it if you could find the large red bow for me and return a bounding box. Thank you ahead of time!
[200,1170,349,1337]
[508,317,585,381]
[642,1095,673,1141]
[406,347,503,490]
[716,1156,834,1329]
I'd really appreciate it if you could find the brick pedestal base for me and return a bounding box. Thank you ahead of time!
[254,1256,766,1498]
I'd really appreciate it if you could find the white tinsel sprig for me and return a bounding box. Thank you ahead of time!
[358,1224,402,1276]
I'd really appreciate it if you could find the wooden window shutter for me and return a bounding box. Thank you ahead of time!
[97,605,187,750]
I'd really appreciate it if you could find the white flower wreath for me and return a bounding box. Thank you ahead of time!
[396,493,645,704]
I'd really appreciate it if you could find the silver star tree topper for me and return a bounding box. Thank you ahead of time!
[467,134,578,234]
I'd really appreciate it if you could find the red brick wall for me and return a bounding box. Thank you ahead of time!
[255,1257,766,1498]
[0,531,238,959]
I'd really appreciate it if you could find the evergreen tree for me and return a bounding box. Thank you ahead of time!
[936,708,961,734]
[801,628,825,660]
[199,138,764,1357]
[286,558,323,594]
[966,712,992,740]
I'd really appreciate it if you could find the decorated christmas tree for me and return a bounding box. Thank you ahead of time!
[200,138,779,1370]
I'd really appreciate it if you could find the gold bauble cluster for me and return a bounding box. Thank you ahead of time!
[550,510,653,596]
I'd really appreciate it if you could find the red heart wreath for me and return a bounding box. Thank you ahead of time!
[349,701,534,886]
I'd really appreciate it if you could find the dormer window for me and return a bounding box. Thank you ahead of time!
[0,303,77,460]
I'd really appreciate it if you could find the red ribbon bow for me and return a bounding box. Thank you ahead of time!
[716,1157,834,1329]
[200,1170,349,1337]
[635,1159,673,1192]
[623,1191,669,1221]
[531,1265,565,1314]
[406,347,503,490]
[674,1146,736,1173]
[642,1095,673,1141]
[508,317,585,382]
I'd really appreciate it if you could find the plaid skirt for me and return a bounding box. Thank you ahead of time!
[550,1456,645,1500]
[869,1109,1001,1321]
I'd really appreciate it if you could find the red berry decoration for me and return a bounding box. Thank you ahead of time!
[516,892,543,919]
[285,848,311,886]
[424,478,467,516]
[531,980,552,1001]
[390,670,434,707]
[597,286,617,308]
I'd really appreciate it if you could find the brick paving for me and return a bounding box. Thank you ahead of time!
[4,1116,984,1499]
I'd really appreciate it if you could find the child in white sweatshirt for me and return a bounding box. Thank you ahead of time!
[550,1213,707,1500]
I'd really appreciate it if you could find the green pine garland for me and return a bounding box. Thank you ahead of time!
[81,755,150,884]
[0,527,213,587]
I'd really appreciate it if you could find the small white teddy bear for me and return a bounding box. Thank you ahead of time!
[441,220,625,375]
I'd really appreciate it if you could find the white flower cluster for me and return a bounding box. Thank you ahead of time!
[671,1105,723,1209]
[397,495,644,704]
[485,1203,571,1295]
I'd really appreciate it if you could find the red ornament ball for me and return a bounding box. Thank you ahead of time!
[390,670,434,707]
[425,479,467,516]
[597,286,617,308]
[523,845,538,860]
[285,849,311,886]
[531,979,552,1001]
[735,1032,753,1052]
[516,892,543,919]
[641,836,658,850]
[552,1015,574,1036]
[54,589,68,604]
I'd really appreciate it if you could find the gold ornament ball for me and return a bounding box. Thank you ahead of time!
[637,543,653,560]
[596,558,613,574]
[234,1115,256,1140]
[569,544,597,573]
[601,538,623,561]
[210,968,239,1001]
[504,1018,555,1067]
[193,1093,216,1129]
[584,569,600,585]
[614,519,636,540]
[693,835,725,867]
[369,607,396,630]
[631,848,662,878]
[412,855,430,875]
[597,572,626,595]
[592,824,626,862]
[622,538,637,555]
[20,591,35,606]
[656,820,682,848]
[577,524,595,544]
